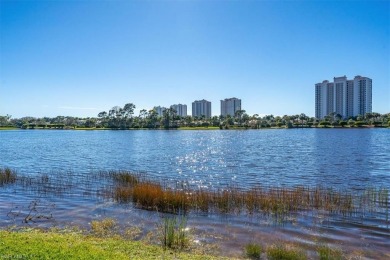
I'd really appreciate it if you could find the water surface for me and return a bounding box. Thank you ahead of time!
[0,129,389,258]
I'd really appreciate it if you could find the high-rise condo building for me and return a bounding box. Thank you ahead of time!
[153,106,166,117]
[220,97,241,117]
[192,99,211,118]
[170,104,187,117]
[315,75,372,119]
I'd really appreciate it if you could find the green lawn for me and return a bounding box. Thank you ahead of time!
[178,126,220,130]
[0,229,224,260]
[0,126,18,130]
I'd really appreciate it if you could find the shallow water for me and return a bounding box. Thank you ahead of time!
[0,128,389,258]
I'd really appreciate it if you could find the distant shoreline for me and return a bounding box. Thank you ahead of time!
[0,125,388,131]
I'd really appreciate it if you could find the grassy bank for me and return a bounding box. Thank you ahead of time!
[0,126,18,130]
[75,126,221,130]
[0,228,222,260]
[179,126,220,130]
[0,227,351,260]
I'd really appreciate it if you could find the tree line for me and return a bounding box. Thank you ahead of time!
[1,103,389,129]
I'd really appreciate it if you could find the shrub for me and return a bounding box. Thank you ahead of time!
[339,121,347,127]
[355,121,365,127]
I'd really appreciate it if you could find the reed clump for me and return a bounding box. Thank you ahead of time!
[131,182,190,213]
[112,172,190,213]
[317,245,343,260]
[110,171,388,219]
[266,244,307,260]
[158,216,189,250]
[244,243,262,259]
[111,170,140,186]
[0,167,17,185]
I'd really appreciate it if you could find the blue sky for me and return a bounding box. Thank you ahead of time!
[0,0,389,118]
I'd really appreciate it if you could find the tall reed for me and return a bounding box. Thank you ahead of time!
[159,216,189,250]
[0,167,17,185]
[110,172,389,219]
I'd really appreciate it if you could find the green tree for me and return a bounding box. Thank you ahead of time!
[339,121,347,127]
[348,119,355,127]
[138,109,148,128]
[234,109,246,126]
[299,113,307,127]
[147,109,159,128]
[123,103,136,118]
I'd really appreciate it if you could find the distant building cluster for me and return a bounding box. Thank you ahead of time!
[171,104,187,117]
[153,104,187,117]
[192,99,212,118]
[153,97,242,118]
[220,97,241,117]
[153,106,166,117]
[315,75,372,119]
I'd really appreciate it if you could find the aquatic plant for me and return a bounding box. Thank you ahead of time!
[0,167,17,185]
[110,171,389,220]
[317,245,343,260]
[244,243,262,259]
[266,244,306,260]
[90,218,118,237]
[111,170,140,186]
[159,216,189,250]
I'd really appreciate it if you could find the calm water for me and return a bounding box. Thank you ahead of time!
[1,129,389,257]
[1,128,389,189]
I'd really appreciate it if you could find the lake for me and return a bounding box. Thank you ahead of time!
[0,128,389,257]
[1,128,389,189]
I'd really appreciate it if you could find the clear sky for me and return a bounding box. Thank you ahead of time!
[0,0,389,118]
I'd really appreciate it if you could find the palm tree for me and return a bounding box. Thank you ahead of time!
[299,113,307,127]
[235,109,246,126]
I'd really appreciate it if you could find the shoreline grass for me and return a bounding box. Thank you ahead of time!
[3,168,388,220]
[266,244,306,260]
[0,227,352,260]
[244,243,262,259]
[110,171,389,219]
[0,228,222,260]
[5,125,387,131]
[0,126,18,130]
